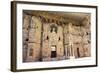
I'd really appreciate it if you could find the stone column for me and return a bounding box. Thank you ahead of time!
[23,14,31,62]
[26,16,42,62]
[68,22,75,59]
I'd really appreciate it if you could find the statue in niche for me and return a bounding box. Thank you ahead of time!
[50,25,57,33]
[50,25,58,45]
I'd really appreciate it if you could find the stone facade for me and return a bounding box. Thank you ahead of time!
[42,23,64,61]
[23,11,91,62]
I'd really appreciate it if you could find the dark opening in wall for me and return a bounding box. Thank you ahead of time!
[77,47,80,57]
[86,32,88,35]
[50,25,57,33]
[59,37,60,41]
[26,38,29,41]
[47,36,49,40]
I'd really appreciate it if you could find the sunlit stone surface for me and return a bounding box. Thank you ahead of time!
[23,10,91,62]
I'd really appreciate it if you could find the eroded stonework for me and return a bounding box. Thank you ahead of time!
[23,11,91,62]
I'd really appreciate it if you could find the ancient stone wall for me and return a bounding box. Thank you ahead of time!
[23,12,91,62]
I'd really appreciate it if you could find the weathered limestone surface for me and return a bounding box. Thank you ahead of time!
[23,12,91,62]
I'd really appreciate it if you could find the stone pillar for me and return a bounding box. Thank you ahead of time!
[57,25,64,60]
[23,14,31,62]
[81,16,91,57]
[42,23,50,61]
[63,24,69,59]
[81,26,91,57]
[26,16,42,62]
[68,22,75,59]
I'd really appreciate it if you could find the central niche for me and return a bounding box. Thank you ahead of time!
[50,24,57,33]
[42,23,64,61]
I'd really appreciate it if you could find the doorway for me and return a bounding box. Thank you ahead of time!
[51,46,56,58]
[77,47,80,57]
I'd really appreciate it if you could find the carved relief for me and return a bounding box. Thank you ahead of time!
[23,10,91,62]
